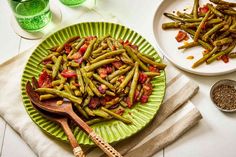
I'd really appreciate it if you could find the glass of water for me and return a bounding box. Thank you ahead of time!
[8,0,52,32]
[59,0,86,7]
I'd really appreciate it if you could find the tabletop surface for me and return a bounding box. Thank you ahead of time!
[0,0,236,157]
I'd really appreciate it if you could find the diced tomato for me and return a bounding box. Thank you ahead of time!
[134,90,140,102]
[97,68,108,78]
[73,83,80,87]
[149,65,157,72]
[89,97,100,109]
[221,54,229,63]
[42,59,53,65]
[140,95,149,104]
[143,83,153,96]
[118,75,125,82]
[71,52,82,60]
[64,44,71,54]
[123,40,131,47]
[125,97,132,108]
[201,23,207,30]
[139,72,148,84]
[175,31,188,42]
[199,5,209,14]
[115,108,125,115]
[38,70,52,88]
[106,66,113,74]
[79,44,88,55]
[61,69,77,78]
[112,61,123,69]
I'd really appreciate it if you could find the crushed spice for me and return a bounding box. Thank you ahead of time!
[212,84,236,111]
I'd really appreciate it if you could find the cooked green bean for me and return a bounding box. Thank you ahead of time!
[91,49,125,63]
[193,0,199,19]
[214,37,233,46]
[124,46,149,71]
[120,101,128,107]
[67,38,85,59]
[192,46,220,68]
[207,4,224,17]
[162,22,181,29]
[229,52,236,58]
[86,118,106,125]
[117,68,135,93]
[36,88,82,104]
[74,104,89,119]
[84,107,95,116]
[194,11,211,42]
[51,80,62,86]
[56,36,80,53]
[202,22,225,41]
[101,107,132,124]
[83,38,96,60]
[39,94,57,101]
[143,72,160,77]
[93,109,111,119]
[178,41,199,49]
[129,62,139,105]
[105,90,116,96]
[137,53,166,70]
[108,66,132,80]
[76,69,85,94]
[207,42,236,63]
[52,56,62,80]
[85,58,117,71]
[92,74,115,91]
[164,13,203,22]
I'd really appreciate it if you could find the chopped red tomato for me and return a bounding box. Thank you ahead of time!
[143,83,153,96]
[89,97,100,109]
[42,59,52,65]
[149,65,158,72]
[76,57,84,64]
[38,70,52,88]
[112,61,123,69]
[106,66,113,74]
[61,69,76,78]
[139,72,148,84]
[199,5,209,14]
[97,68,108,78]
[118,75,125,82]
[221,54,229,63]
[123,40,131,47]
[115,108,125,115]
[134,90,140,102]
[71,52,82,60]
[125,97,132,108]
[64,44,71,54]
[140,95,149,104]
[175,31,188,42]
[79,44,88,55]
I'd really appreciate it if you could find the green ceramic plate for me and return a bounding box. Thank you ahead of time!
[21,22,166,145]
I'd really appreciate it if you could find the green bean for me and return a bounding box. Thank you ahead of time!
[40,52,60,64]
[83,38,97,60]
[39,94,57,101]
[108,66,132,80]
[93,35,110,50]
[51,56,57,63]
[92,74,115,91]
[124,87,130,94]
[124,46,149,71]
[117,68,135,93]
[45,63,53,70]
[207,18,223,25]
[51,80,62,86]
[110,76,119,84]
[163,13,203,22]
[177,11,193,19]
[86,118,106,125]
[52,56,62,80]
[74,104,89,119]
[56,36,80,53]
[202,22,225,41]
[74,90,82,96]
[87,79,102,97]
[120,101,128,107]
[85,58,117,71]
[178,41,199,49]
[105,97,120,108]
[36,88,82,104]
[101,107,132,124]
[143,72,160,77]
[91,49,125,64]
[136,53,166,70]
[162,22,181,29]
[84,107,95,116]
[76,69,85,94]
[193,0,199,19]
[106,38,114,50]
[192,46,220,68]
[93,109,112,119]
[184,22,200,28]
[214,37,233,46]
[48,45,59,52]
[105,90,116,96]
[68,61,80,68]
[207,4,224,17]
[129,62,139,105]
[67,38,85,59]
[194,11,211,42]
[229,52,236,58]
[207,42,236,64]
[64,84,75,95]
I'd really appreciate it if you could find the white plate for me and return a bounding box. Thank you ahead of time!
[153,0,236,76]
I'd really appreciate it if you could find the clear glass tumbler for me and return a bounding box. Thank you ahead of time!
[59,0,86,7]
[8,0,52,32]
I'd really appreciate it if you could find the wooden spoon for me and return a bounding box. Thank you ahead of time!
[26,81,122,157]
[31,103,85,157]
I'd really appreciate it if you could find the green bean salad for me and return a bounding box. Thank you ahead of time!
[34,35,166,125]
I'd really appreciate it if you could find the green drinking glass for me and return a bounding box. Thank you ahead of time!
[59,0,86,7]
[8,0,52,32]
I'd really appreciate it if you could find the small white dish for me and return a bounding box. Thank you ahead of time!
[152,0,236,76]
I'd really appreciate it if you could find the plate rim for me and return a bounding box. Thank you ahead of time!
[152,0,236,76]
[21,21,167,145]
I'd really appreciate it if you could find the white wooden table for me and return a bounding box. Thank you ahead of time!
[1,0,236,157]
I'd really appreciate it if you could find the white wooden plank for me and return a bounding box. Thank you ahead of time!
[1,125,36,157]
[0,1,20,64]
[0,117,6,156]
